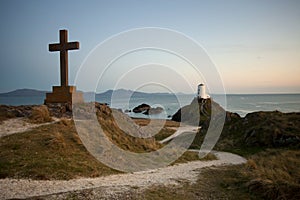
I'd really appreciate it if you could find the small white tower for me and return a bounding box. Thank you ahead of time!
[197,83,209,99]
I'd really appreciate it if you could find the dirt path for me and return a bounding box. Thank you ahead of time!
[0,117,59,138]
[0,151,246,199]
[0,118,247,199]
[160,125,199,143]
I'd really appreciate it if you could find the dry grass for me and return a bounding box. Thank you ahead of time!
[128,166,251,200]
[154,128,176,141]
[132,118,180,127]
[131,118,179,142]
[243,149,300,199]
[195,149,300,200]
[171,151,217,165]
[28,105,52,124]
[0,120,119,180]
[0,120,212,180]
[130,150,300,200]
[0,104,200,180]
[97,112,161,153]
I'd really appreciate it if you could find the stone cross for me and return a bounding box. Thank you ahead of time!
[49,30,79,87]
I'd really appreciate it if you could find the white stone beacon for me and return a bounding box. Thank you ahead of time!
[197,83,210,99]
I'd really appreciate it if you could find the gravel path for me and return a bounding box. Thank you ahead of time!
[0,151,247,199]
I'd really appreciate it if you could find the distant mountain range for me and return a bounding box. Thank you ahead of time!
[0,89,48,96]
[0,88,189,98]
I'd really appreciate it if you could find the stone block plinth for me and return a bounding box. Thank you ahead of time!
[44,86,83,104]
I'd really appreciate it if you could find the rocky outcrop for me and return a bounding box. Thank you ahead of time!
[133,104,151,113]
[46,103,73,118]
[172,98,300,149]
[171,97,226,126]
[237,111,300,147]
[193,110,300,149]
[0,103,74,120]
[133,103,164,115]
[0,105,33,121]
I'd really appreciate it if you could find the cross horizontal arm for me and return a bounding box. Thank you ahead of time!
[66,42,80,50]
[49,43,61,52]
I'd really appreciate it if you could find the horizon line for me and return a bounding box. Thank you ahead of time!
[1,88,300,96]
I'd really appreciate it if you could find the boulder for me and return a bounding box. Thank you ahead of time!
[144,107,164,115]
[132,103,151,113]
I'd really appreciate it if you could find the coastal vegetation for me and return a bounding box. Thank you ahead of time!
[0,101,299,199]
[170,98,300,199]
[0,104,207,180]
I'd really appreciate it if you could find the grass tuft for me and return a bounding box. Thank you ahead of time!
[28,105,52,124]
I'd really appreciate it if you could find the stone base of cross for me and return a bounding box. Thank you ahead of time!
[44,86,83,104]
[44,29,83,105]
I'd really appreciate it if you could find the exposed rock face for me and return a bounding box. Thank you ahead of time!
[46,103,73,118]
[171,97,226,126]
[0,105,33,121]
[0,103,75,120]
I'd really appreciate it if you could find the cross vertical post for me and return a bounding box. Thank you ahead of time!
[49,29,79,87]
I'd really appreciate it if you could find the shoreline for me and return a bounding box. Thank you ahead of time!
[1,93,300,118]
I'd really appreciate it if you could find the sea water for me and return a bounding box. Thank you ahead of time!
[1,93,300,118]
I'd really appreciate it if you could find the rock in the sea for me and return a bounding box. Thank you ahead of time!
[132,103,164,115]
[133,104,151,113]
[144,107,164,115]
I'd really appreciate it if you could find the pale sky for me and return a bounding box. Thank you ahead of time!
[0,0,299,94]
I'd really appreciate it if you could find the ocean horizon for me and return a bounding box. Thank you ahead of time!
[1,92,299,118]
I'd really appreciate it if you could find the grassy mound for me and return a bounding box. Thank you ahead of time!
[0,103,206,180]
[191,111,300,153]
[0,120,118,180]
[187,110,300,199]
[95,103,161,152]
